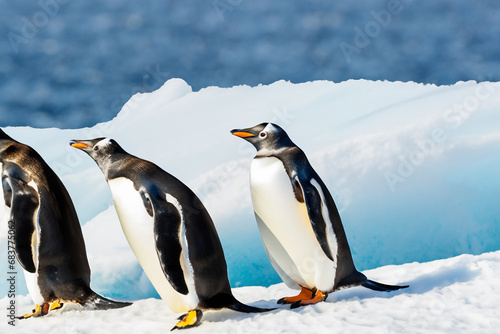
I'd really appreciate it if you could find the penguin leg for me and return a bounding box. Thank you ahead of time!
[171,309,203,331]
[290,290,328,309]
[277,286,314,305]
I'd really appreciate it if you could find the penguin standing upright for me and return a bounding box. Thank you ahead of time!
[231,123,408,308]
[70,137,273,330]
[0,129,130,318]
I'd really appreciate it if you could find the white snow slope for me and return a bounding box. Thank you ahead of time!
[2,251,499,333]
[1,79,499,332]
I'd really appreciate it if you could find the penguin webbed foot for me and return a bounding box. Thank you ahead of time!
[171,310,203,331]
[18,300,66,319]
[291,290,327,309]
[18,303,47,319]
[277,287,314,305]
[277,287,328,309]
[49,299,64,311]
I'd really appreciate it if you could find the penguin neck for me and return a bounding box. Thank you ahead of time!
[255,145,292,158]
[95,154,121,179]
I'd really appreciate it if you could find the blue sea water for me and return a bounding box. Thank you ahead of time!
[1,0,499,128]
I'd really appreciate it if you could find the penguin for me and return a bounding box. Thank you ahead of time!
[70,137,273,330]
[231,123,408,308]
[0,129,131,318]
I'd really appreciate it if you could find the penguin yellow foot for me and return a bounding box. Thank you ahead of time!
[18,303,47,319]
[50,299,64,311]
[277,287,314,305]
[19,300,65,319]
[171,310,203,331]
[290,290,328,309]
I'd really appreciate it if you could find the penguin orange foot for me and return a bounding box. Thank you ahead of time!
[171,310,203,331]
[277,287,314,304]
[19,299,66,319]
[19,303,47,319]
[290,290,327,309]
[277,287,328,309]
[49,299,64,311]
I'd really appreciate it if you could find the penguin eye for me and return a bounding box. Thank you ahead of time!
[259,132,267,138]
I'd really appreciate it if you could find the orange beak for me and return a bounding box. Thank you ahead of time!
[231,131,255,138]
[70,141,89,149]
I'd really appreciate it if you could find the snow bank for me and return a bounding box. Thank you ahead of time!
[2,251,499,333]
[1,79,499,300]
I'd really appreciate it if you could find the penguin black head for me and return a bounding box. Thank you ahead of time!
[231,123,296,154]
[70,138,126,174]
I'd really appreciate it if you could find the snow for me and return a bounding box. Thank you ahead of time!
[2,251,499,333]
[1,78,500,331]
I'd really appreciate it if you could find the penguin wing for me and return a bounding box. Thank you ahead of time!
[292,174,335,262]
[144,188,189,295]
[2,174,12,207]
[3,164,39,273]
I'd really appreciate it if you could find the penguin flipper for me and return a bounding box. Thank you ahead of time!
[292,175,334,262]
[148,189,189,295]
[362,279,409,292]
[2,175,12,207]
[4,165,39,273]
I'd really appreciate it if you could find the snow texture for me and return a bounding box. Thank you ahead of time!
[2,251,499,333]
[1,79,499,332]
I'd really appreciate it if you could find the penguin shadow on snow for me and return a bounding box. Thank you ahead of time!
[330,264,479,303]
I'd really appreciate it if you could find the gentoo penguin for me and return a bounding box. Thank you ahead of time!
[70,137,273,330]
[231,123,408,308]
[0,129,131,318]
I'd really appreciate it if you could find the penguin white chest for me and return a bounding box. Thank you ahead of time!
[250,157,336,291]
[108,177,197,313]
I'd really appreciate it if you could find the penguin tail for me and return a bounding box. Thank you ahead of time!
[226,298,276,314]
[204,293,275,313]
[84,291,132,310]
[362,279,409,292]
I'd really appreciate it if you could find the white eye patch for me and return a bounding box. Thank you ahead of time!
[96,138,112,148]
[263,123,278,134]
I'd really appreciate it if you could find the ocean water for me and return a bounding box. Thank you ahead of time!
[1,0,499,128]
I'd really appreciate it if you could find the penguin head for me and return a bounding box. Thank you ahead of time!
[70,138,126,174]
[231,123,295,154]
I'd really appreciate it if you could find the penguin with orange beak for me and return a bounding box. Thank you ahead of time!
[71,137,273,329]
[232,123,408,308]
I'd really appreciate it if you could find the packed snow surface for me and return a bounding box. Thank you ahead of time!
[1,251,499,333]
[1,79,499,332]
